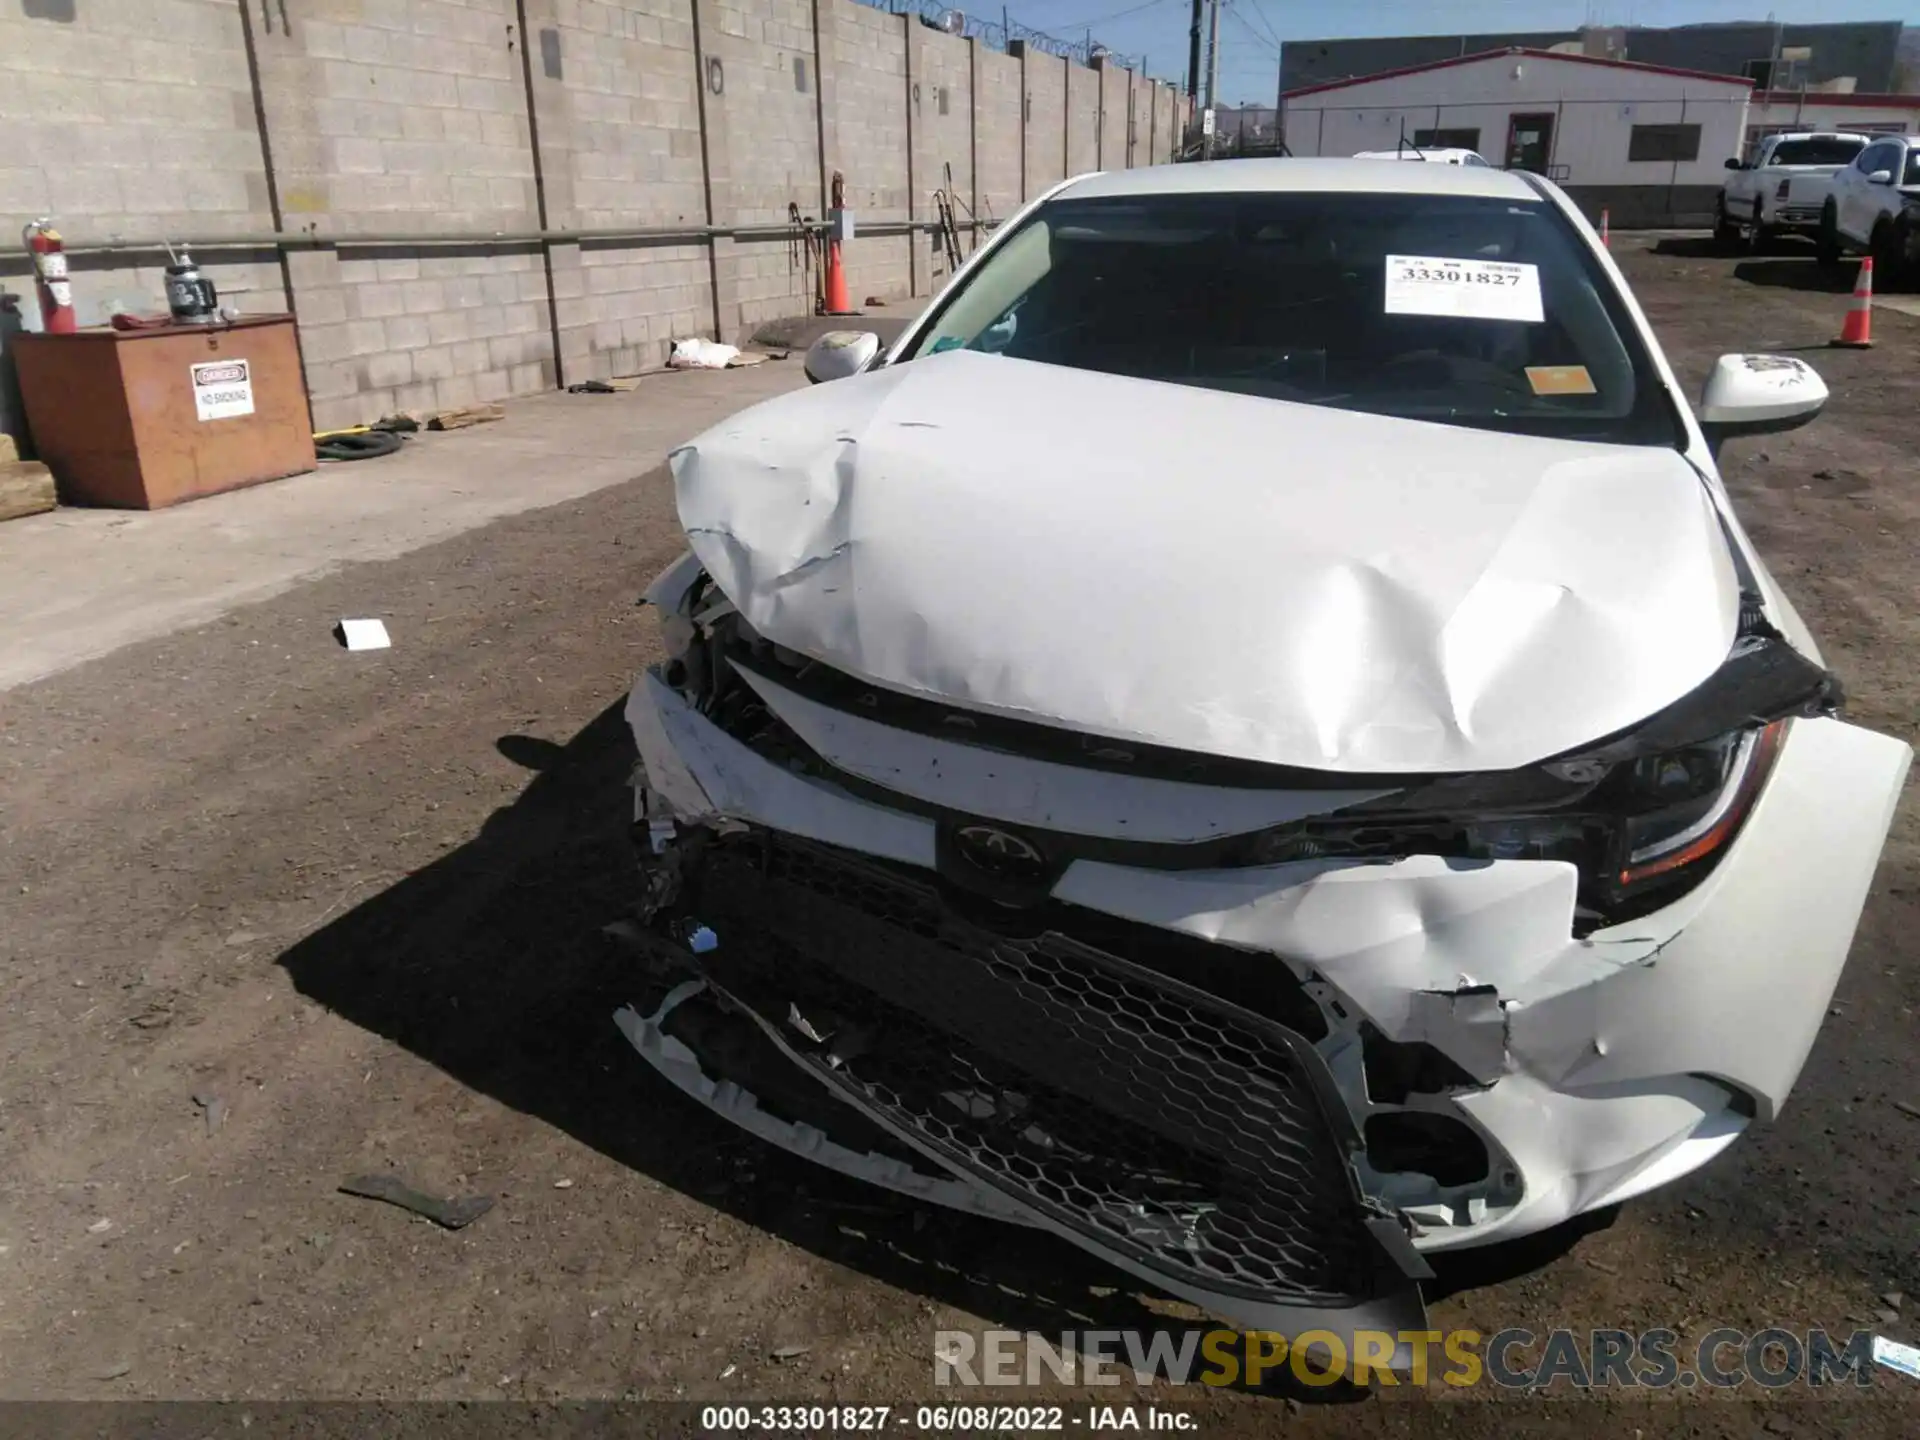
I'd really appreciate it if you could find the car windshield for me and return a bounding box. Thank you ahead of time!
[1771,137,1865,166]
[900,189,1678,446]
[1907,149,1920,185]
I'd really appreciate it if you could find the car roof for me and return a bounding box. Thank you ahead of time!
[1764,131,1870,142]
[1060,157,1539,202]
[1352,148,1484,162]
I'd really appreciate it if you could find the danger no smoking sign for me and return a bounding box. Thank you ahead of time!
[191,359,255,422]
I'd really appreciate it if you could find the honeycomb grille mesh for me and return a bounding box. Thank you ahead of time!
[690,836,1394,1308]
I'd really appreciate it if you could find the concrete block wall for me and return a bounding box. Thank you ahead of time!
[824,0,909,305]
[973,45,1023,217]
[1022,48,1068,195]
[699,0,824,333]
[527,0,715,380]
[909,25,972,293]
[1124,70,1148,168]
[1,0,1186,437]
[0,0,277,331]
[253,0,552,429]
[1066,60,1099,176]
[1095,59,1126,169]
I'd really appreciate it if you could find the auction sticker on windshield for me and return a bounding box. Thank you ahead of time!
[1384,255,1543,323]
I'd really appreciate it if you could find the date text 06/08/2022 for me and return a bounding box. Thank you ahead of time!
[698,1405,1196,1432]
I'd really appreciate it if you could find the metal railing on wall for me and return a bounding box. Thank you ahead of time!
[857,0,1152,75]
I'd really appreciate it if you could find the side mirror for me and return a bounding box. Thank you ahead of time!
[1698,354,1829,454]
[802,330,881,384]
[1869,168,1895,185]
[1724,157,1742,170]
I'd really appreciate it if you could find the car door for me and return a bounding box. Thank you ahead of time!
[1830,144,1862,240]
[1730,137,1770,209]
[1839,141,1892,241]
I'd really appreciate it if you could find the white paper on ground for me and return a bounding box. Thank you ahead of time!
[668,338,741,370]
[671,350,1739,774]
[337,618,391,651]
[1384,255,1544,323]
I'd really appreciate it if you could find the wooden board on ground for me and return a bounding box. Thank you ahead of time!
[427,403,506,432]
[0,432,18,464]
[0,459,57,522]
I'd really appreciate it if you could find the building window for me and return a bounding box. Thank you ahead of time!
[1413,127,1480,151]
[1628,123,1702,162]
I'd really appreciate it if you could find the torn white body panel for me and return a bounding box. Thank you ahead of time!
[625,657,1909,1251]
[672,350,1741,774]
[625,671,936,869]
[736,666,1395,841]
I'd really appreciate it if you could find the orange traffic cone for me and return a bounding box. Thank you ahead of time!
[822,238,852,316]
[1833,257,1874,348]
[1600,208,1610,248]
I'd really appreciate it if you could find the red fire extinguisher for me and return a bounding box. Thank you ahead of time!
[23,219,77,335]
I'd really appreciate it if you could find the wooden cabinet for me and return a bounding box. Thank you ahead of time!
[10,315,316,509]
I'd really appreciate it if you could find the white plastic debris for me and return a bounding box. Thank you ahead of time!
[336,618,392,651]
[1873,1335,1920,1381]
[668,338,741,370]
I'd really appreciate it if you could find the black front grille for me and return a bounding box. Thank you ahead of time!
[686,835,1412,1309]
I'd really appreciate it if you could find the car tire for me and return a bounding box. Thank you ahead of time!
[1871,218,1904,290]
[1816,204,1843,267]
[1713,201,1741,250]
[1887,216,1917,293]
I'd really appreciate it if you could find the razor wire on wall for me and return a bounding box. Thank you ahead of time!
[858,0,1152,75]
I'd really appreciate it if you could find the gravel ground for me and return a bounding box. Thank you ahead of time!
[1,235,1917,1437]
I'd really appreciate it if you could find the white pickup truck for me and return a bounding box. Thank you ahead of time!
[1716,131,1868,250]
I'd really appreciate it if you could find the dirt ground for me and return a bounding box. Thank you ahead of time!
[2,234,1919,1437]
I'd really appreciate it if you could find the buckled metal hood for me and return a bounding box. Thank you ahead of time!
[671,351,1740,774]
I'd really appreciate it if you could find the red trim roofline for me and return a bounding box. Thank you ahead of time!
[1754,89,1920,111]
[1284,47,1755,100]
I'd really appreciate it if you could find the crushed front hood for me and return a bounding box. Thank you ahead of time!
[672,352,1740,774]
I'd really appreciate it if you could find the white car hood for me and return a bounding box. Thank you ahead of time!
[671,351,1740,774]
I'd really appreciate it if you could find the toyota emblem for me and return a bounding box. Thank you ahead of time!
[954,824,1047,877]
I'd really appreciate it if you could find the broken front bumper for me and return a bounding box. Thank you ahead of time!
[617,662,1908,1311]
[618,828,1431,1341]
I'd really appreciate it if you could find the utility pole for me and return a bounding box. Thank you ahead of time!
[1186,0,1203,99]
[1204,0,1221,157]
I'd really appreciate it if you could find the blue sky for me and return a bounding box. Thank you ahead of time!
[1001,0,1914,103]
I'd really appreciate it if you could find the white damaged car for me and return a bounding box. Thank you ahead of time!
[615,159,1910,1352]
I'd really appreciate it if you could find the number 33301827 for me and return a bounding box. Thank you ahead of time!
[1396,264,1516,285]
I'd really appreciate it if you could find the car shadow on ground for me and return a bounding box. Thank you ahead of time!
[279,702,1606,1404]
[1650,235,1730,259]
[1732,259,1859,293]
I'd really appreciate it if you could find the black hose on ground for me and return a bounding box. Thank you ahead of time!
[315,430,405,462]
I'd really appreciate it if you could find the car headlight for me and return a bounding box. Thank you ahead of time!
[1240,719,1790,924]
[1610,718,1786,891]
